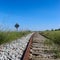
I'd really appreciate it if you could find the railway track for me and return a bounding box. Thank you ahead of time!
[0,33,60,60]
[23,33,60,60]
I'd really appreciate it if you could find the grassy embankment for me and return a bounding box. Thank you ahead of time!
[0,31,31,45]
[40,30,60,58]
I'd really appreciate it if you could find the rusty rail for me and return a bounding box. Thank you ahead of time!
[21,33,34,60]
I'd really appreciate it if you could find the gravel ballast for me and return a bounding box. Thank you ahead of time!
[0,33,33,60]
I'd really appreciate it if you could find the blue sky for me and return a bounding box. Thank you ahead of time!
[0,0,60,31]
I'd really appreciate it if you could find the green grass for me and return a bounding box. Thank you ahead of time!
[0,31,31,45]
[40,30,60,58]
[40,31,60,45]
[44,39,53,46]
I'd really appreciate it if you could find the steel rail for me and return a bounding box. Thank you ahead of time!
[21,33,35,60]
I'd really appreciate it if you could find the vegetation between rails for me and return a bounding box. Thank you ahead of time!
[0,31,31,45]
